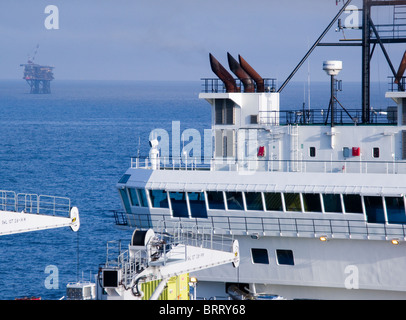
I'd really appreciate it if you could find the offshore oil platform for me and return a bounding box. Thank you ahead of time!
[20,45,54,94]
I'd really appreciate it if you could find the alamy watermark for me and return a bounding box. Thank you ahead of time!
[148,121,261,168]
[343,5,359,30]
[44,5,59,30]
[344,265,359,290]
[44,265,59,290]
[149,121,212,164]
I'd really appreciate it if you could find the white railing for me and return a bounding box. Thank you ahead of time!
[120,213,406,241]
[0,190,71,217]
[130,157,406,175]
[104,223,236,288]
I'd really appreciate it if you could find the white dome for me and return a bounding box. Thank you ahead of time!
[323,60,343,76]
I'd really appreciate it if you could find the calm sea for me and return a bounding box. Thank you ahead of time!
[0,79,389,300]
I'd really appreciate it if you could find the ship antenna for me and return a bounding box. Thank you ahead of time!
[278,0,352,93]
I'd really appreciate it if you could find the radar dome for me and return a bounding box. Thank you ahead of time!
[323,60,342,76]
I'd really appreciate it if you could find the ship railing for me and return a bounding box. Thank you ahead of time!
[111,209,128,226]
[0,190,71,217]
[372,23,406,42]
[201,78,277,93]
[130,156,406,175]
[123,213,406,241]
[388,76,406,92]
[103,222,235,287]
[131,156,211,171]
[258,108,397,125]
[168,221,235,253]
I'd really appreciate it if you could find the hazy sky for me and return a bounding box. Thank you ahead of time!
[1,0,404,84]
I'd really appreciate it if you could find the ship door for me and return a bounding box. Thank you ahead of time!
[215,129,235,159]
[269,139,281,171]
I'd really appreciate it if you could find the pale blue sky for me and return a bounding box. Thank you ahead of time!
[0,0,404,84]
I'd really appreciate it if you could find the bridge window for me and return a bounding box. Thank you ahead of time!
[343,194,363,214]
[302,193,321,212]
[118,174,131,184]
[226,192,244,210]
[128,188,139,207]
[137,189,148,208]
[364,196,385,223]
[169,192,188,218]
[207,191,225,210]
[188,192,207,218]
[284,193,302,212]
[323,194,342,213]
[149,190,169,208]
[119,189,131,213]
[251,248,269,264]
[385,196,406,224]
[264,193,283,211]
[245,192,263,211]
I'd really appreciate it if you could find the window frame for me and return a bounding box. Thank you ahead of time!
[276,249,295,266]
[251,248,270,265]
[207,191,226,210]
[188,191,208,218]
[372,147,380,159]
[309,147,316,158]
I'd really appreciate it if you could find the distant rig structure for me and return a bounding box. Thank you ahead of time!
[20,45,54,94]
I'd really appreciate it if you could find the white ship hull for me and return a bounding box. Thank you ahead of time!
[194,235,406,300]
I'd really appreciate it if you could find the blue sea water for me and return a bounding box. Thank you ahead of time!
[0,78,389,300]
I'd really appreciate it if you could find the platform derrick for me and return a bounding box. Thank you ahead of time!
[20,45,54,94]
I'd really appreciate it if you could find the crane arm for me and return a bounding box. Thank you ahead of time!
[0,206,80,236]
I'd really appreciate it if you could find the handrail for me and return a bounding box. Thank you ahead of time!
[129,156,406,175]
[113,211,406,240]
[0,190,71,217]
[201,78,277,93]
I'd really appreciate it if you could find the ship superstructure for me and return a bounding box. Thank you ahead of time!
[100,0,406,299]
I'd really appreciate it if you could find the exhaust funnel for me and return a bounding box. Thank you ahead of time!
[238,55,265,92]
[209,53,238,93]
[395,50,406,85]
[227,52,255,93]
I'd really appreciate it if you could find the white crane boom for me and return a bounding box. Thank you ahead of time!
[0,190,80,236]
[0,207,79,236]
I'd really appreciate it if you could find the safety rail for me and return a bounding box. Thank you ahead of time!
[130,156,406,175]
[114,212,406,241]
[372,23,406,41]
[112,210,128,226]
[105,240,124,267]
[0,190,71,217]
[259,108,397,125]
[201,78,277,93]
[103,222,236,288]
[388,76,406,92]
